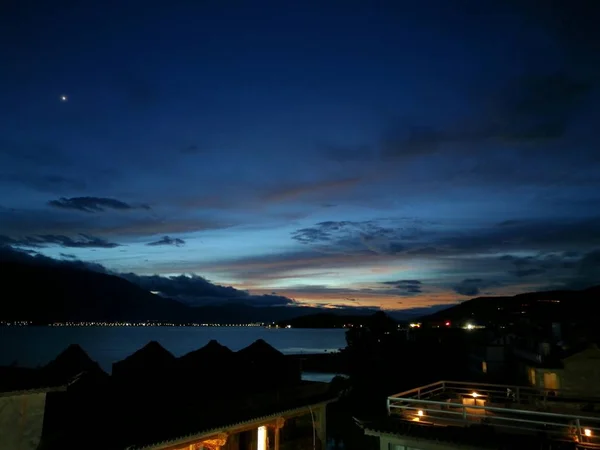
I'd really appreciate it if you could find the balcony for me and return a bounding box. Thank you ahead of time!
[386,381,600,448]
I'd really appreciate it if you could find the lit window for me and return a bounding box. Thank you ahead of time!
[482,361,487,374]
[543,372,559,390]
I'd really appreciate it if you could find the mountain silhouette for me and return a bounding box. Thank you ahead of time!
[0,258,401,323]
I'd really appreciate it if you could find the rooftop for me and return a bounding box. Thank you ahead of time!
[382,381,600,448]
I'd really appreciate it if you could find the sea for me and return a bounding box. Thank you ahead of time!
[0,326,347,381]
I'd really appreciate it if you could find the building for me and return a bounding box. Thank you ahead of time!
[358,380,600,449]
[127,393,332,450]
[0,340,339,449]
[0,366,76,450]
[520,343,600,395]
[468,333,516,380]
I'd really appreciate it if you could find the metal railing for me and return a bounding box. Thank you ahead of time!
[387,381,600,447]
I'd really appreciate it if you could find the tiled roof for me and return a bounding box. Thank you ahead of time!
[112,341,176,374]
[178,339,234,363]
[127,391,338,450]
[0,366,80,397]
[42,344,108,380]
[237,339,284,359]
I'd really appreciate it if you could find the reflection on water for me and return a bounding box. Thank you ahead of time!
[302,372,348,382]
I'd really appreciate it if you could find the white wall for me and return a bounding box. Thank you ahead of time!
[0,393,47,450]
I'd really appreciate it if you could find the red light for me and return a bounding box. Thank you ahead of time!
[445,321,451,326]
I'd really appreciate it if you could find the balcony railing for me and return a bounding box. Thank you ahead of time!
[387,381,600,447]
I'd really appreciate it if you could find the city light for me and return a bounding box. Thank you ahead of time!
[471,392,479,398]
[417,410,424,417]
[36,321,267,328]
[584,429,592,437]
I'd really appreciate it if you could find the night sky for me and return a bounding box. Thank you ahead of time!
[1,1,599,313]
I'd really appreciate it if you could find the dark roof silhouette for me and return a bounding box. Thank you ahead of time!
[179,340,234,364]
[42,344,107,381]
[237,339,284,360]
[112,341,176,376]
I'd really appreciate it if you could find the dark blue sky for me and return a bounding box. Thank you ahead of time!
[1,1,599,311]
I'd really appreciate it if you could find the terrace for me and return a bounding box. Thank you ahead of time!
[386,381,600,448]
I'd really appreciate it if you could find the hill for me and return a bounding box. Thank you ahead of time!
[0,260,191,323]
[419,285,600,326]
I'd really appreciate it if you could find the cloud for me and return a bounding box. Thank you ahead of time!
[561,249,600,290]
[452,279,499,297]
[291,219,424,255]
[49,197,150,213]
[509,267,547,278]
[1,233,120,249]
[500,252,579,278]
[381,279,423,295]
[0,206,232,241]
[0,173,86,193]
[262,178,362,203]
[118,273,297,307]
[328,72,594,167]
[0,246,297,307]
[505,73,592,118]
[146,236,185,247]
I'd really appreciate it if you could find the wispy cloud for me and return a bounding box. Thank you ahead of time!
[262,178,362,203]
[146,236,185,247]
[381,279,423,295]
[49,196,150,213]
[1,233,121,248]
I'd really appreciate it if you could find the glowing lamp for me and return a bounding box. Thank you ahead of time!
[584,429,592,437]
[257,426,267,450]
[445,321,451,326]
[417,410,424,417]
[471,392,479,398]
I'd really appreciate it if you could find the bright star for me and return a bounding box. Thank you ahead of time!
[60,95,68,102]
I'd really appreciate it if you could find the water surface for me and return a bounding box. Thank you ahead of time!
[0,326,347,372]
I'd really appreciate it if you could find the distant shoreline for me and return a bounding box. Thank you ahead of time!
[0,324,346,329]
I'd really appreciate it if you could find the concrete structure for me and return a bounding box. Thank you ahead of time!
[360,380,600,450]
